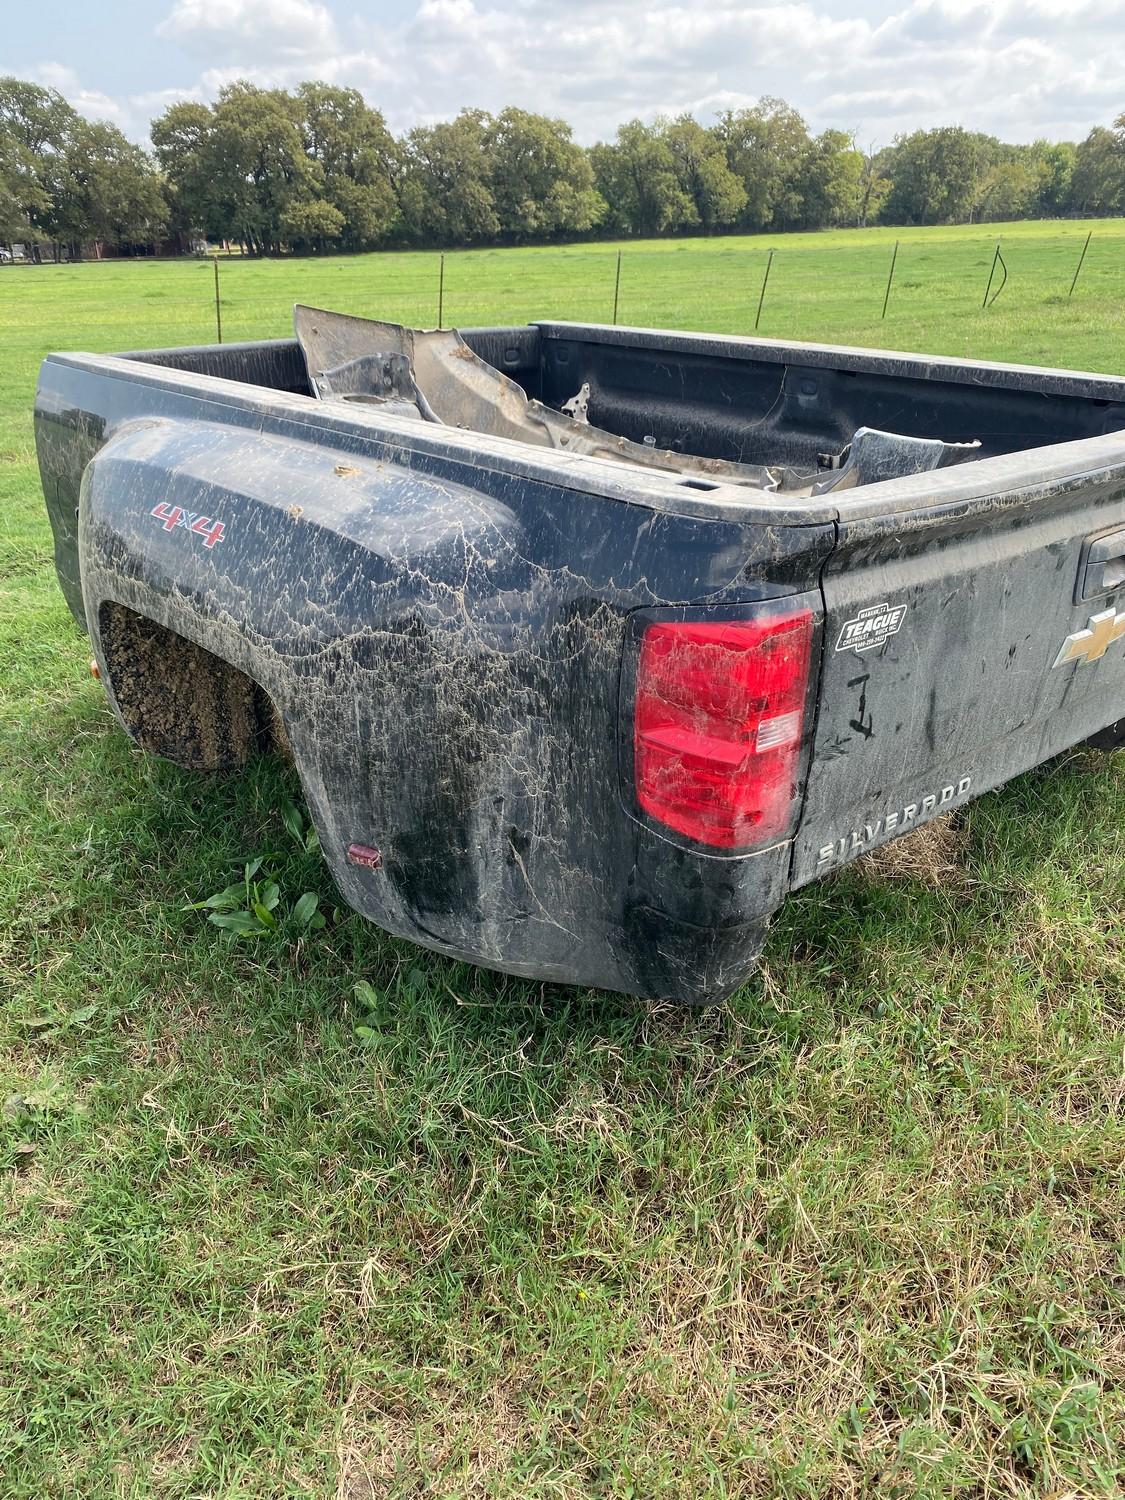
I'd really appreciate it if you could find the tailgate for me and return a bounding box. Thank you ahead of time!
[791,443,1125,884]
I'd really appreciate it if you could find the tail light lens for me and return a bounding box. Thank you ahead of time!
[634,609,814,848]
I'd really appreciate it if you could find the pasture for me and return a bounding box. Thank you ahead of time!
[0,221,1123,1498]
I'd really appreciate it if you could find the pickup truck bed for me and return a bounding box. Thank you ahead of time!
[35,317,1125,1002]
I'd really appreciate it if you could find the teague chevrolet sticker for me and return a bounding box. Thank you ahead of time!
[835,601,907,653]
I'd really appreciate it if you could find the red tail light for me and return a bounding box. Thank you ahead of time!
[634,609,814,848]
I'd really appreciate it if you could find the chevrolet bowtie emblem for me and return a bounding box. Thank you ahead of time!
[1053,607,1125,668]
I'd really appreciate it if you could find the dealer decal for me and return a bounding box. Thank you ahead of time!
[835,601,907,653]
[149,502,225,550]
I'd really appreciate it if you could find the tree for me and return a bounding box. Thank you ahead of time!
[296,83,399,249]
[972,161,1040,222]
[795,129,864,229]
[206,83,325,254]
[482,108,604,240]
[151,100,214,249]
[854,147,892,227]
[399,111,498,245]
[662,116,746,230]
[0,77,76,255]
[42,119,165,257]
[1069,125,1125,216]
[1029,140,1076,217]
[155,84,390,253]
[280,195,346,253]
[881,127,997,225]
[716,99,811,230]
[7,68,1125,259]
[0,76,76,155]
[0,131,48,249]
[590,120,695,236]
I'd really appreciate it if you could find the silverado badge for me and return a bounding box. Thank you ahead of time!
[1053,608,1125,668]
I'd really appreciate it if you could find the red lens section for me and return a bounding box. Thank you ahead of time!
[633,609,814,848]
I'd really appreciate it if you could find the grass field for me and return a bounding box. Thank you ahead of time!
[1,220,1123,1498]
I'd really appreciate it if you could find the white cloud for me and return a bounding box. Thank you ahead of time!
[157,0,339,63]
[31,63,127,127]
[24,0,1125,150]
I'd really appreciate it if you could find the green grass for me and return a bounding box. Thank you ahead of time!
[1,222,1123,1498]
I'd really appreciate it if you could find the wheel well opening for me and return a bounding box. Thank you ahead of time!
[98,602,289,771]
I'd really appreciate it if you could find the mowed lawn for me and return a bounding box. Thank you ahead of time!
[0,222,1123,1498]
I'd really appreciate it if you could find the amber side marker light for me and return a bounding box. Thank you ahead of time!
[634,609,814,849]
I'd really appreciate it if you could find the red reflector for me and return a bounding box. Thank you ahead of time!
[634,609,813,848]
[347,843,382,870]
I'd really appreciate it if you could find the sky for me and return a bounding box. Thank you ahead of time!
[3,0,1122,150]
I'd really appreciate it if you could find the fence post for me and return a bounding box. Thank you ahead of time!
[438,253,445,328]
[213,255,222,344]
[982,242,1007,308]
[612,249,622,325]
[755,249,774,331]
[881,240,899,320]
[1069,230,1092,298]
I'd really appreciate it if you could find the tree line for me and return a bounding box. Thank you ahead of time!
[3,73,1125,261]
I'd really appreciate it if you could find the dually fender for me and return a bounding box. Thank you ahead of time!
[76,415,830,999]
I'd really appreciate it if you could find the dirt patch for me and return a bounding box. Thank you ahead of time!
[336,1381,530,1499]
[853,813,969,888]
[98,603,278,771]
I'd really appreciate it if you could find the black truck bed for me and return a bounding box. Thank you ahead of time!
[124,320,1125,471]
[34,319,1125,1000]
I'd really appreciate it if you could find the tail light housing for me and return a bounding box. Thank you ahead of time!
[633,608,814,849]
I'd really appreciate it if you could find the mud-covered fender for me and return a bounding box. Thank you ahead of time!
[75,414,827,999]
[78,416,553,907]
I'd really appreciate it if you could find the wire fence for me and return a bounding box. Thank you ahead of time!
[6,225,1123,369]
[206,226,1120,345]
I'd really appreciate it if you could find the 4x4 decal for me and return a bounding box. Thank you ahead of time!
[149,502,225,550]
